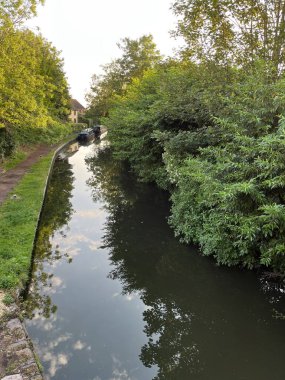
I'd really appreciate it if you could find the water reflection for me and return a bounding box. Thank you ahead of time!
[24,155,74,319]
[87,147,285,380]
[24,143,285,380]
[85,144,138,209]
[260,274,285,320]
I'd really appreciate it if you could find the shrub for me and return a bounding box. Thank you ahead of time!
[0,128,16,159]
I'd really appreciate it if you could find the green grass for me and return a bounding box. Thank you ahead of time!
[0,152,54,290]
[3,293,14,306]
[3,149,29,171]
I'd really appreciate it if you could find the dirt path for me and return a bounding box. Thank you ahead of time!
[0,145,52,205]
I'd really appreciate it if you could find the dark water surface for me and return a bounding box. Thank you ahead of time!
[24,141,285,380]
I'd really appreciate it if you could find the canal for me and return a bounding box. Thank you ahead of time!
[24,140,285,380]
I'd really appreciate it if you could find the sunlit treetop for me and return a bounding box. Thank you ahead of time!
[0,0,44,25]
[172,0,285,72]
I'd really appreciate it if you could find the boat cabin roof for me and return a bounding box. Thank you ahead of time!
[79,128,93,135]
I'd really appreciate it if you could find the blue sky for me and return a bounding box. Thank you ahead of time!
[27,0,181,106]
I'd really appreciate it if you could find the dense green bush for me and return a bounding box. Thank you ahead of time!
[0,122,73,163]
[70,122,88,132]
[87,1,285,274]
[0,128,15,158]
[103,60,285,274]
[104,69,169,186]
[167,121,285,271]
[105,63,237,184]
[9,122,72,145]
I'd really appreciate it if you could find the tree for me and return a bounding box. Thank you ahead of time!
[0,0,44,26]
[86,35,162,121]
[85,61,125,120]
[39,39,70,121]
[0,0,44,34]
[0,28,70,130]
[116,35,161,82]
[172,0,285,72]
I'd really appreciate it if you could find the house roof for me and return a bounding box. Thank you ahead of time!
[70,99,85,111]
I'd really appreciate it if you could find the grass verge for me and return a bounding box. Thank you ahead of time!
[2,149,29,171]
[0,152,54,290]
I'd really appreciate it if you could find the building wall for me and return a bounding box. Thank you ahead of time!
[68,110,78,123]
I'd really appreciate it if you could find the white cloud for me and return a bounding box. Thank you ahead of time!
[73,340,87,350]
[40,334,72,379]
[125,294,134,302]
[44,352,69,378]
[51,276,63,288]
[109,355,137,380]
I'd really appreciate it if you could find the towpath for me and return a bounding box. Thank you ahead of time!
[0,145,52,205]
[0,143,57,380]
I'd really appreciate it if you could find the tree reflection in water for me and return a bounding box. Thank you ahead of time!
[86,147,202,378]
[86,146,285,380]
[22,143,285,379]
[85,144,139,209]
[24,154,75,320]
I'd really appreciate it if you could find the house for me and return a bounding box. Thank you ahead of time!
[69,99,85,123]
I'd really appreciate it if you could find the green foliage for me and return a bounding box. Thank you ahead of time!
[161,64,285,272]
[0,122,72,164]
[3,293,14,305]
[78,112,90,125]
[0,152,53,289]
[2,149,27,171]
[0,27,70,130]
[87,6,285,275]
[100,58,285,274]
[38,39,70,121]
[0,128,15,158]
[0,0,44,26]
[11,122,73,145]
[86,34,162,121]
[104,68,170,187]
[70,122,88,132]
[105,62,238,185]
[0,3,70,158]
[167,123,285,271]
[116,35,161,80]
[172,0,285,71]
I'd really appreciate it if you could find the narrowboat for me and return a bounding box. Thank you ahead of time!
[93,125,101,138]
[77,128,94,142]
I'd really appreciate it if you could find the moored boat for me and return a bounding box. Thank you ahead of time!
[77,128,94,142]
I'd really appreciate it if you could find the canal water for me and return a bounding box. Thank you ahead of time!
[24,141,285,380]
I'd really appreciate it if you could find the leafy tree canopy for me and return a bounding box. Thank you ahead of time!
[86,35,161,121]
[0,0,44,26]
[172,0,285,72]
[87,0,285,275]
[0,0,70,156]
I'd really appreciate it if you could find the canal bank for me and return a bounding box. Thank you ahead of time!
[0,138,76,380]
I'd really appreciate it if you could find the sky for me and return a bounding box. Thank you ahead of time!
[27,0,181,107]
